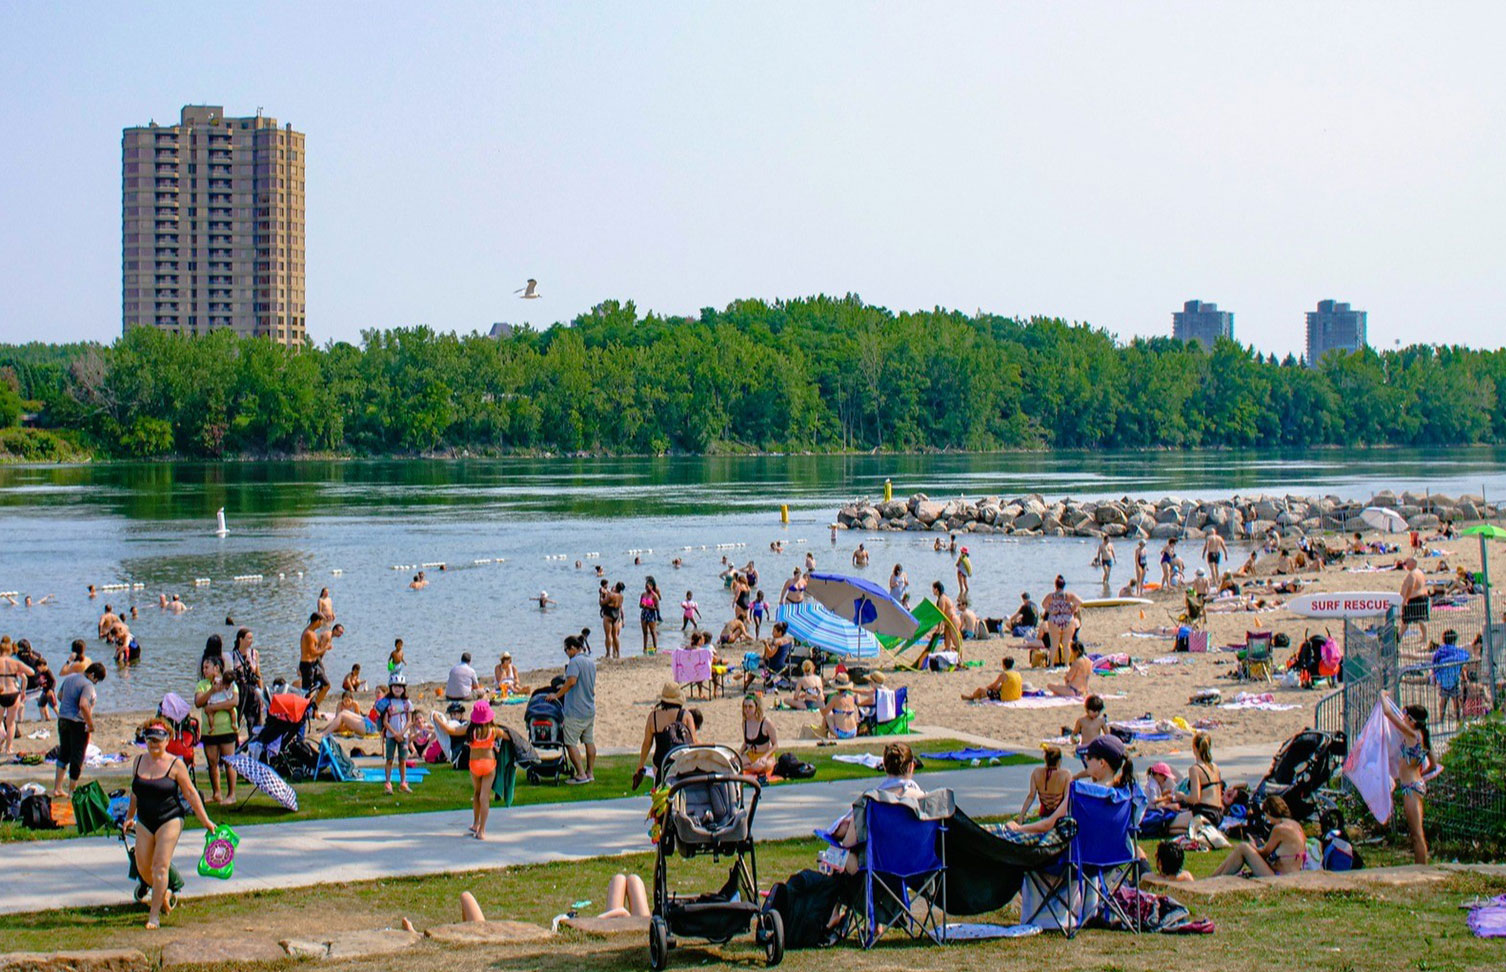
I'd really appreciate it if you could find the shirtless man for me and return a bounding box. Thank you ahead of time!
[166,594,188,615]
[317,587,335,623]
[409,572,428,590]
[299,613,334,712]
[851,543,869,568]
[1399,557,1430,643]
[1095,537,1115,585]
[1191,569,1212,599]
[1204,532,1228,581]
[97,605,119,641]
[718,616,749,646]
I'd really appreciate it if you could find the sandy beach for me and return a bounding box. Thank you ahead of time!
[4,526,1490,787]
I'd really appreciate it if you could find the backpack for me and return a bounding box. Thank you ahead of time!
[764,869,842,949]
[774,752,816,780]
[0,782,21,822]
[20,793,58,830]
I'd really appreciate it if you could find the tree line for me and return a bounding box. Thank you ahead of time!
[2,294,1504,459]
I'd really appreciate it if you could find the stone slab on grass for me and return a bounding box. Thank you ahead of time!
[162,938,286,967]
[424,920,553,944]
[1174,876,1271,900]
[0,952,149,972]
[1439,863,1506,879]
[281,929,422,961]
[1347,865,1452,887]
[560,915,651,936]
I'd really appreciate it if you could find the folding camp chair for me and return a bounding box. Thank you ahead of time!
[1239,631,1275,682]
[876,598,954,670]
[853,796,948,947]
[866,687,913,736]
[1023,780,1143,937]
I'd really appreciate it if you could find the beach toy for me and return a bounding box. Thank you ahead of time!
[198,823,239,879]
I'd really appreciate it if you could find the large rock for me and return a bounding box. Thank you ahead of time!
[1150,522,1182,539]
[1127,512,1156,533]
[1253,500,1282,521]
[0,953,149,972]
[1456,501,1481,521]
[1013,511,1043,531]
[283,929,422,961]
[162,939,286,968]
[906,492,928,514]
[1103,522,1128,537]
[914,501,945,525]
[1250,519,1276,537]
[877,499,908,519]
[424,920,553,944]
[560,915,652,936]
[1407,513,1440,530]
[859,513,879,531]
[1155,507,1182,525]
[1396,504,1422,518]
[1095,504,1127,526]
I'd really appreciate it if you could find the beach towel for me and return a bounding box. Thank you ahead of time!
[672,647,713,684]
[921,748,1015,762]
[1342,696,1402,824]
[1467,895,1506,938]
[945,923,1042,940]
[978,696,1082,709]
[358,767,430,783]
[832,753,885,769]
[1219,692,1299,712]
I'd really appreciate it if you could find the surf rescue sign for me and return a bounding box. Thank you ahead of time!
[1286,592,1403,619]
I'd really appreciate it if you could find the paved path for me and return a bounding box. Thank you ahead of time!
[0,744,1279,917]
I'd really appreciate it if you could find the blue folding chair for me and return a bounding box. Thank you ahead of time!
[854,796,948,947]
[1022,780,1143,937]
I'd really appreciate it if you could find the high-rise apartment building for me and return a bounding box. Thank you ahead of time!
[122,105,306,345]
[1305,299,1367,365]
[1172,299,1234,349]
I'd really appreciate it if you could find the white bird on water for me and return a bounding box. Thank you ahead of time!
[215,508,229,538]
[515,278,541,299]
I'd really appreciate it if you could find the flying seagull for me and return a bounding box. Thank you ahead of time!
[515,279,541,299]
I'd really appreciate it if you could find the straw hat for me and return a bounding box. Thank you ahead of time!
[658,682,685,705]
[831,672,853,690]
[866,671,887,686]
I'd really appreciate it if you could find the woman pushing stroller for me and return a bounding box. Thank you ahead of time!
[124,717,217,928]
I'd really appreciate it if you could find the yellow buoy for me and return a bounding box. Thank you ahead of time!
[883,478,893,502]
[780,504,789,524]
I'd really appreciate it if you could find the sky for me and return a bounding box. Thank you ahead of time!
[1,1,1503,356]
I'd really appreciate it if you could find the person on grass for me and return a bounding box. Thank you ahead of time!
[1210,795,1307,877]
[465,700,499,839]
[194,654,239,805]
[379,673,414,794]
[1383,694,1436,864]
[1017,744,1071,821]
[124,717,216,929]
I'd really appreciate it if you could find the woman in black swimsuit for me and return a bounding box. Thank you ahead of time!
[0,638,36,756]
[1172,731,1225,833]
[125,717,216,928]
[632,682,698,788]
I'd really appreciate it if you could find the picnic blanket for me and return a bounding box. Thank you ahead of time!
[832,753,884,770]
[1219,692,1300,712]
[921,748,1015,762]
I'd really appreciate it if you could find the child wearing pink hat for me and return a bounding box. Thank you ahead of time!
[1146,761,1179,808]
[466,699,498,839]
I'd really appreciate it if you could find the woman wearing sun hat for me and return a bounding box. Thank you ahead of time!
[466,699,499,839]
[820,672,861,739]
[632,681,698,789]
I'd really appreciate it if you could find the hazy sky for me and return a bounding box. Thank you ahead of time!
[2,2,1502,355]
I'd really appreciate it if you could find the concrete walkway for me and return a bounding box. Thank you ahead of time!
[0,742,1280,917]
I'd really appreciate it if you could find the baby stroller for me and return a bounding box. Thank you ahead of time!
[156,692,201,782]
[649,744,782,970]
[1244,728,1347,840]
[524,685,570,785]
[245,692,319,782]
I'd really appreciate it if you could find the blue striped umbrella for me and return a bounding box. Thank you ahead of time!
[775,601,881,659]
[804,572,919,639]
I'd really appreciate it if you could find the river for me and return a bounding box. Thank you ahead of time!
[1,448,1503,711]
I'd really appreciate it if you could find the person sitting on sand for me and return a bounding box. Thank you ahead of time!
[1210,795,1308,877]
[958,599,983,639]
[1008,591,1040,637]
[961,655,1022,703]
[792,660,824,710]
[1144,840,1194,885]
[1234,550,1258,577]
[1072,694,1108,766]
[818,672,861,739]
[1047,642,1092,697]
[494,652,529,695]
[1017,745,1070,821]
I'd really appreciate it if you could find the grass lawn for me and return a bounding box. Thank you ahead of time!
[0,829,1500,972]
[0,738,1032,841]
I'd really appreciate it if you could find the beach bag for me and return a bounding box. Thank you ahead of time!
[764,869,842,948]
[19,793,57,830]
[0,782,21,822]
[197,823,240,880]
[775,752,816,780]
[71,780,113,836]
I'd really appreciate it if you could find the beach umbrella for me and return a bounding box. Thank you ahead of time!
[775,601,881,659]
[1360,507,1409,534]
[804,572,919,639]
[224,752,299,811]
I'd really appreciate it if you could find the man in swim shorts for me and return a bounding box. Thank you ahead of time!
[298,613,333,713]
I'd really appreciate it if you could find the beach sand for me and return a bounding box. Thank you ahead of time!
[4,532,1490,781]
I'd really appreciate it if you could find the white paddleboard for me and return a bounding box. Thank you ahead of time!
[1080,597,1153,609]
[1285,591,1402,619]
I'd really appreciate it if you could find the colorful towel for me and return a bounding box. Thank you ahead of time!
[1467,894,1506,938]
[358,767,430,783]
[1219,692,1300,712]
[832,753,885,769]
[921,748,1015,762]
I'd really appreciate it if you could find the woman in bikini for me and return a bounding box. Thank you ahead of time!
[1040,575,1082,667]
[1171,731,1225,833]
[820,673,861,739]
[0,638,36,756]
[1383,696,1436,864]
[740,693,779,777]
[639,577,662,654]
[1211,795,1308,877]
[124,717,216,928]
[1017,745,1071,821]
[465,700,498,839]
[602,582,625,659]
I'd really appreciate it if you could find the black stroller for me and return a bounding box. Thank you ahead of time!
[245,692,320,783]
[1244,728,1347,840]
[524,685,570,785]
[649,744,782,970]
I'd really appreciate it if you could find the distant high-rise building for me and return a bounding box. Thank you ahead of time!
[488,322,514,339]
[1172,300,1234,349]
[1305,299,1367,365]
[122,105,306,345]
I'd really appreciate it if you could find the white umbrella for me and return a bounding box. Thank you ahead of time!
[1360,506,1408,534]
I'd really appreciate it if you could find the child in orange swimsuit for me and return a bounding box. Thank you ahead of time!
[466,700,498,840]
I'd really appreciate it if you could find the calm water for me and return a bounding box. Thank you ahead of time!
[2,448,1503,712]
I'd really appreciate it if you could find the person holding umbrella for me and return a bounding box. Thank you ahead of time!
[124,717,216,928]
